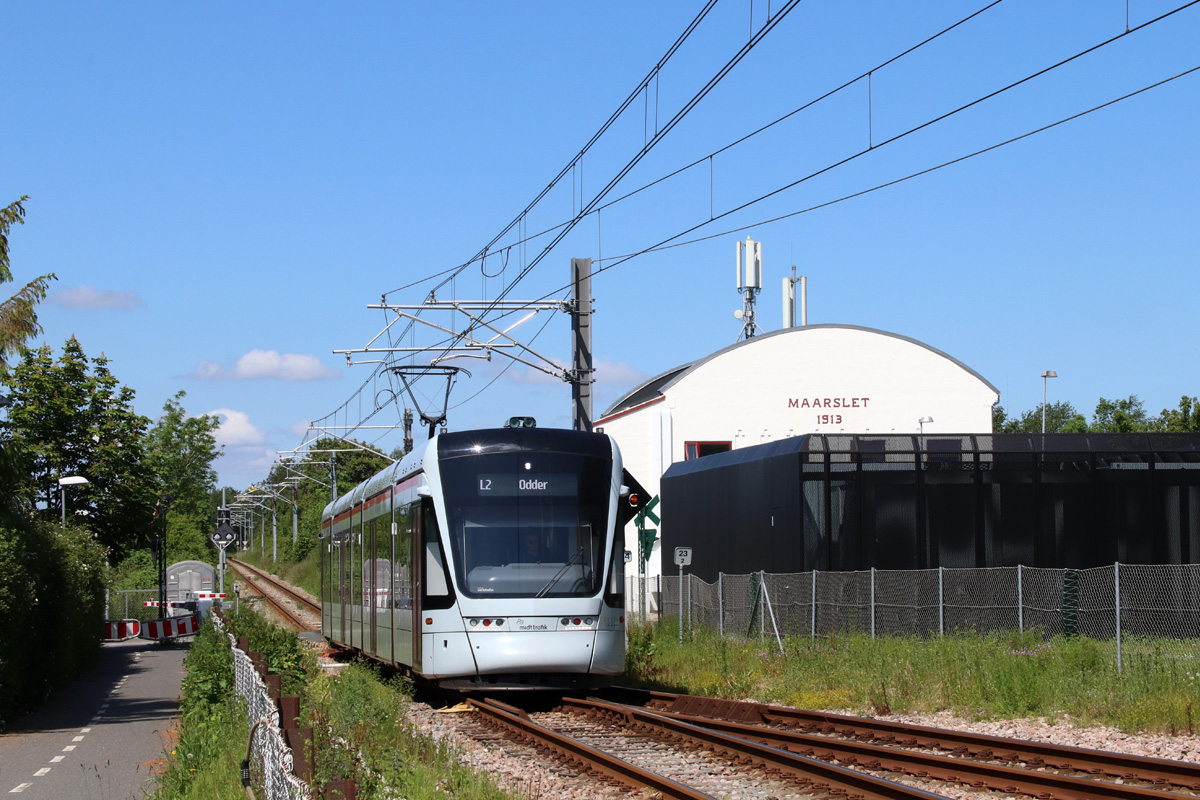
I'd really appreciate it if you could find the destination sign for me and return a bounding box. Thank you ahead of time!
[476,473,578,497]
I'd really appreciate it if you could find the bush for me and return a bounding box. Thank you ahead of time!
[0,518,107,727]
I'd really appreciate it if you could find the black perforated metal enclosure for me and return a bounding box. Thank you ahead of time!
[661,434,1200,582]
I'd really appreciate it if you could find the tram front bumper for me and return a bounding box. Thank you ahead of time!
[465,629,607,674]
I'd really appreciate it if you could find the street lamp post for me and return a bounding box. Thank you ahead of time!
[58,476,89,523]
[1041,370,1058,433]
[918,416,933,436]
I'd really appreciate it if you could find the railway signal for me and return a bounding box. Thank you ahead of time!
[634,494,659,620]
[212,509,237,594]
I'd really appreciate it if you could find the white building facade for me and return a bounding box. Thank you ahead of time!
[595,324,1000,583]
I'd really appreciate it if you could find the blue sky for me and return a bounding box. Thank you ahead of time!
[5,1,1198,489]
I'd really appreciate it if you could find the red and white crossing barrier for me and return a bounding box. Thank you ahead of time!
[102,619,141,641]
[143,593,225,608]
[138,613,201,640]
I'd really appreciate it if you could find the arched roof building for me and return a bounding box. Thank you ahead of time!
[594,324,999,578]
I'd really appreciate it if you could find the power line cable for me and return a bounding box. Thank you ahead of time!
[381,0,724,300]
[582,61,1200,281]
[434,0,805,362]
[381,2,1006,300]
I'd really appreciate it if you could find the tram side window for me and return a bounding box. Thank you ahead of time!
[421,498,454,606]
[394,504,413,609]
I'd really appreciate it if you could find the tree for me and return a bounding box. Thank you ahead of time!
[1159,396,1200,433]
[993,401,1087,433]
[1091,395,1154,433]
[0,196,57,521]
[246,437,391,564]
[2,338,156,557]
[0,197,56,366]
[144,391,223,563]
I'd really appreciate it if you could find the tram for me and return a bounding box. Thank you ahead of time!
[320,423,645,689]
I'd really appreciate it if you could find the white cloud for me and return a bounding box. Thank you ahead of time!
[288,419,313,439]
[593,357,652,391]
[49,285,142,310]
[192,349,341,381]
[208,408,266,447]
[214,446,278,490]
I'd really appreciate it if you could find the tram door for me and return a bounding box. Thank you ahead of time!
[393,503,415,668]
[409,500,424,671]
[367,521,378,656]
[350,507,360,650]
[336,531,347,645]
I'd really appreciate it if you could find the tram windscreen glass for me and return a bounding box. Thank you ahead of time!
[441,450,611,598]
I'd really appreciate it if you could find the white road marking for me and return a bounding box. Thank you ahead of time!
[32,770,49,778]
[71,736,84,742]
[9,782,32,793]
[49,757,64,763]
[79,728,91,733]
[62,746,75,752]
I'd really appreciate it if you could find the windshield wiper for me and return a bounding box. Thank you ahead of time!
[535,546,588,598]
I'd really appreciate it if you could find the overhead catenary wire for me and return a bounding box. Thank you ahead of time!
[381,0,725,301]
[380,0,1006,301]
[429,0,804,366]
[377,0,1195,306]
[299,1,1197,468]
[579,61,1200,285]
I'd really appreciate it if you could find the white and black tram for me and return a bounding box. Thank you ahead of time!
[320,424,645,689]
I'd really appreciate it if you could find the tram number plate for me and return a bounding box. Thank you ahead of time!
[674,547,693,566]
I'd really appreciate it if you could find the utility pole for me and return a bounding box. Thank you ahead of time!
[570,257,594,432]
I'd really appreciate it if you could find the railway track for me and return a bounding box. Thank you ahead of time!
[446,692,1200,800]
[632,690,1200,794]
[227,558,320,632]
[466,696,946,799]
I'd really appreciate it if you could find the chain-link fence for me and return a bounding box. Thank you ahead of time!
[106,589,161,622]
[630,563,1200,671]
[212,612,310,800]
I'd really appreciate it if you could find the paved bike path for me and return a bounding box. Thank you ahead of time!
[0,638,188,799]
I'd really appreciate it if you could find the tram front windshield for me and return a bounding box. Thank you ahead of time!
[441,449,612,599]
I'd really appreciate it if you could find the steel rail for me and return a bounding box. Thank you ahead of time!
[228,559,321,615]
[638,691,1200,791]
[613,701,1195,800]
[554,698,950,800]
[466,699,717,800]
[227,561,314,632]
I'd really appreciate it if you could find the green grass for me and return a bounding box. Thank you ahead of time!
[625,620,1200,734]
[153,607,526,800]
[306,661,520,799]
